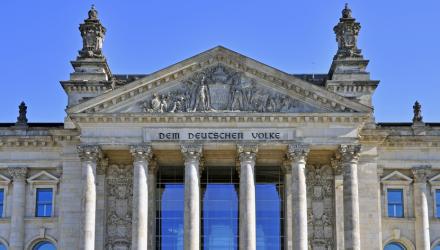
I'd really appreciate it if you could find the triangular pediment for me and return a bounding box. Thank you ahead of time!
[67,46,371,115]
[381,171,413,184]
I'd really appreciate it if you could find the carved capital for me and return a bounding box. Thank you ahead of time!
[237,144,258,162]
[330,157,343,175]
[412,165,431,183]
[338,144,361,163]
[181,144,203,162]
[286,144,309,163]
[130,144,153,162]
[8,167,27,181]
[77,145,102,162]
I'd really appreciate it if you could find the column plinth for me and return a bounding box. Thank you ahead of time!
[78,145,102,250]
[238,144,258,250]
[412,165,431,250]
[287,144,309,250]
[130,144,153,250]
[181,144,202,250]
[339,144,361,250]
[8,167,27,250]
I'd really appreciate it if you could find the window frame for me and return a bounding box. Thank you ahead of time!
[27,171,59,218]
[35,188,54,218]
[386,188,404,218]
[380,171,413,219]
[429,173,440,219]
[0,174,11,218]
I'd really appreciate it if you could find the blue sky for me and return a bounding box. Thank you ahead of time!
[0,1,439,122]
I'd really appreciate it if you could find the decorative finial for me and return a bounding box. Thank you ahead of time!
[342,3,352,19]
[333,4,362,59]
[15,101,28,128]
[78,5,106,59]
[412,101,423,123]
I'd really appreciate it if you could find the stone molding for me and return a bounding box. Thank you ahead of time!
[77,144,102,162]
[411,165,432,183]
[8,167,27,181]
[338,144,361,163]
[286,144,310,163]
[130,144,153,162]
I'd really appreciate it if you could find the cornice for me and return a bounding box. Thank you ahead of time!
[69,112,370,125]
[67,47,372,114]
[0,135,79,148]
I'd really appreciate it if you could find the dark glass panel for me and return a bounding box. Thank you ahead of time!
[384,242,406,250]
[387,189,403,218]
[0,188,4,218]
[36,188,53,217]
[33,241,56,250]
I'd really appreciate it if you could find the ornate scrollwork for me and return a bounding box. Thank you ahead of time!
[8,167,27,180]
[286,144,310,163]
[338,144,361,163]
[130,144,152,162]
[139,65,314,114]
[78,5,106,59]
[77,145,102,162]
[237,144,258,162]
[333,4,362,59]
[181,144,203,162]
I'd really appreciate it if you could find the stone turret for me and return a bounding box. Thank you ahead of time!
[61,5,113,109]
[326,4,379,108]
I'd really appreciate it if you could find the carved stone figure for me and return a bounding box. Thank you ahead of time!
[333,4,362,59]
[148,93,162,112]
[413,100,423,122]
[78,5,106,59]
[192,75,212,112]
[15,101,28,127]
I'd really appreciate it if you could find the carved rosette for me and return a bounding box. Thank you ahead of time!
[8,167,27,181]
[306,164,335,249]
[77,145,102,163]
[338,144,361,164]
[286,144,310,163]
[130,144,153,163]
[412,165,432,183]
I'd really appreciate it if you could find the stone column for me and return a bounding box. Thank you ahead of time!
[148,158,158,250]
[181,144,203,250]
[78,145,102,250]
[412,165,431,250]
[130,145,153,250]
[339,144,361,250]
[331,158,344,250]
[238,144,258,250]
[282,161,293,250]
[8,167,27,250]
[287,144,309,250]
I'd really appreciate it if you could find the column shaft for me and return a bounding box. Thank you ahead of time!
[78,145,101,250]
[8,167,27,250]
[287,144,309,250]
[283,164,293,250]
[340,145,361,250]
[238,145,257,250]
[131,145,152,250]
[412,166,431,250]
[182,145,202,250]
[148,160,158,250]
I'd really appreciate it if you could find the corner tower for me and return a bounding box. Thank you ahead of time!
[326,4,379,108]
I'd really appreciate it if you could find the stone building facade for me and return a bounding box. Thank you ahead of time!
[0,4,439,250]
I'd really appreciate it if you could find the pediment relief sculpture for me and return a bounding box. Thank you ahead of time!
[135,65,320,114]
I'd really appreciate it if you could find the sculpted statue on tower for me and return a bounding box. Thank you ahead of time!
[333,4,362,59]
[78,5,106,59]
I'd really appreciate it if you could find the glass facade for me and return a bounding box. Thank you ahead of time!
[256,166,284,250]
[33,241,56,250]
[384,242,406,250]
[157,166,184,250]
[387,189,404,218]
[156,165,284,250]
[201,166,239,250]
[436,190,440,218]
[0,188,4,218]
[36,188,53,217]
[0,243,5,250]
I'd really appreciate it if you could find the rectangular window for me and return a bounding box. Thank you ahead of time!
[387,189,404,218]
[0,189,4,218]
[436,190,440,218]
[36,188,53,217]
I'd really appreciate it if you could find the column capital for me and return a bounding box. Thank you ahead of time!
[237,144,258,162]
[286,144,309,163]
[331,157,343,175]
[77,145,102,162]
[181,144,203,161]
[412,165,432,183]
[130,144,153,162]
[8,167,27,181]
[338,144,361,163]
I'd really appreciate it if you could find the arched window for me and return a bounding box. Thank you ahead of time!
[0,243,6,250]
[33,241,56,250]
[434,244,440,250]
[384,242,406,250]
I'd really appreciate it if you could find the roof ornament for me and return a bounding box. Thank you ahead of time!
[78,5,106,59]
[333,4,362,59]
[15,101,28,128]
[412,101,423,123]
